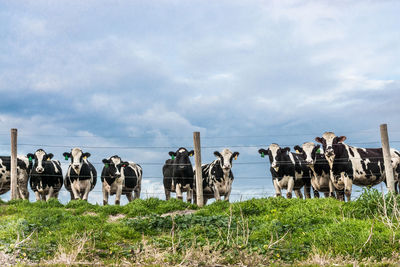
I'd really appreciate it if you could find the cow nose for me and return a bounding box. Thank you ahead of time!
[306,160,313,165]
[36,167,44,173]
[73,164,80,169]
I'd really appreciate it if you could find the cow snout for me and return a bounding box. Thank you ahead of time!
[325,147,334,157]
[36,166,44,173]
[223,164,231,170]
[271,162,278,168]
[73,164,80,170]
[305,160,313,165]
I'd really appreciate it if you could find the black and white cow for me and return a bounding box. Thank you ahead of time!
[294,142,335,198]
[315,132,400,201]
[163,147,194,202]
[194,149,239,205]
[0,156,30,199]
[258,144,312,199]
[101,155,142,205]
[27,149,63,201]
[63,147,97,201]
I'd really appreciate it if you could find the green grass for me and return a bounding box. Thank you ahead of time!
[1,189,400,266]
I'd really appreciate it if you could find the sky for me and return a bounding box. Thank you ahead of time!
[0,0,399,204]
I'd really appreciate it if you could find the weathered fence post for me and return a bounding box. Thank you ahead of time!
[10,128,18,200]
[380,124,395,193]
[193,132,204,207]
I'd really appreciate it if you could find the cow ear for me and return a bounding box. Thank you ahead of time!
[47,153,54,159]
[83,152,91,158]
[168,151,176,157]
[214,151,222,158]
[315,144,321,153]
[232,152,239,160]
[294,145,302,153]
[315,137,323,144]
[258,148,268,154]
[188,150,194,157]
[102,159,110,164]
[27,153,34,161]
[120,161,129,168]
[283,147,290,152]
[338,136,346,143]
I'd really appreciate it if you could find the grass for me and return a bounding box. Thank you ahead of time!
[1,188,400,266]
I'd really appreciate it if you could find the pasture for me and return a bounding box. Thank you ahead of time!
[1,188,400,266]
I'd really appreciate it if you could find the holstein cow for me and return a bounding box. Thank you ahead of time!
[258,144,312,199]
[294,142,336,198]
[315,132,400,201]
[194,149,239,205]
[163,147,194,202]
[27,149,63,201]
[63,147,97,201]
[0,156,30,199]
[101,155,142,205]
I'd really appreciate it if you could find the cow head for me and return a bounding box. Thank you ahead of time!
[63,147,91,175]
[315,132,346,162]
[168,147,194,169]
[294,142,321,166]
[27,149,54,174]
[102,155,122,178]
[258,144,290,172]
[214,148,239,174]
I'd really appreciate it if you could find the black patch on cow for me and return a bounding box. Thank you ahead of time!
[29,159,63,193]
[163,148,194,192]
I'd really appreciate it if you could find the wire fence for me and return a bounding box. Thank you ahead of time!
[1,129,398,203]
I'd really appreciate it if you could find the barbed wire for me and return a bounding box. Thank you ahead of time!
[0,141,398,149]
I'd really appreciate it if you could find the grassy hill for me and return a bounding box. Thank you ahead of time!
[1,189,400,266]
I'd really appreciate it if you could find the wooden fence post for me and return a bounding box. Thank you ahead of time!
[193,132,204,207]
[380,124,395,193]
[10,128,18,200]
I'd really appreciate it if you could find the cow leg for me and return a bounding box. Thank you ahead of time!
[133,188,140,200]
[126,192,133,202]
[176,184,183,200]
[343,174,352,202]
[115,185,123,205]
[294,189,303,199]
[46,187,55,201]
[186,189,192,203]
[335,189,345,201]
[165,188,171,201]
[34,191,41,201]
[213,185,221,201]
[313,186,320,198]
[273,179,282,197]
[328,180,335,198]
[17,173,29,200]
[286,178,294,199]
[304,183,311,199]
[82,181,91,201]
[71,181,80,200]
[103,187,109,206]
[225,186,232,202]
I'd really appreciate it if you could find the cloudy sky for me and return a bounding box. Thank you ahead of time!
[0,0,399,203]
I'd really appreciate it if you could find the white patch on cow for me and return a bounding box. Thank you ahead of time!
[301,142,315,165]
[35,150,46,173]
[220,148,233,172]
[268,143,280,171]
[71,147,83,174]
[178,148,186,153]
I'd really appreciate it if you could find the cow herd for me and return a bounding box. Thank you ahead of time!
[0,131,399,204]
